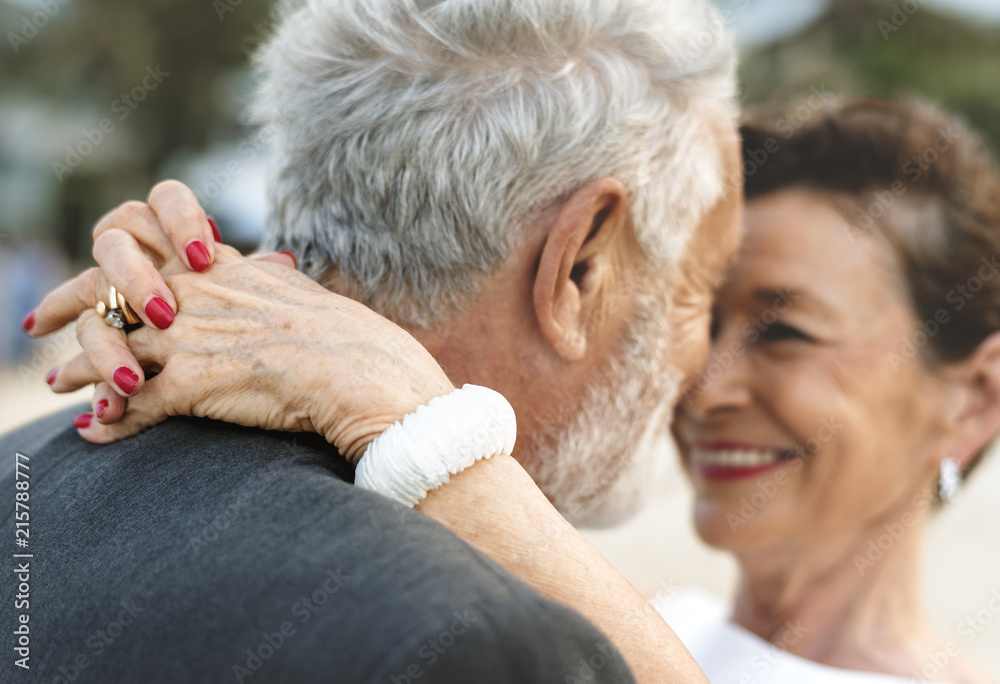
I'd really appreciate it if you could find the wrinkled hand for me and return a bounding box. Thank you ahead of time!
[27,181,454,462]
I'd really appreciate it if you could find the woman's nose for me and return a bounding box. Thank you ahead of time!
[679,330,753,421]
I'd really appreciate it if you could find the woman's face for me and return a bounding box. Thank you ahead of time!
[674,188,952,554]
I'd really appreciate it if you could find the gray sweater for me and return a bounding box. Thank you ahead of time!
[0,406,634,684]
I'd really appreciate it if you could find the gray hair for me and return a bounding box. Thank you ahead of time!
[254,0,737,327]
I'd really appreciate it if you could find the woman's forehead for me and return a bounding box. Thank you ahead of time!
[728,190,907,315]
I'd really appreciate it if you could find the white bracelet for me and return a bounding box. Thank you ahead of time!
[354,384,517,507]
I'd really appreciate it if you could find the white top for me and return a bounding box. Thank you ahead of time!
[650,588,948,684]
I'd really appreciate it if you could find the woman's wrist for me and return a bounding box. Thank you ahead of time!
[311,374,457,464]
[354,384,517,506]
[300,321,456,463]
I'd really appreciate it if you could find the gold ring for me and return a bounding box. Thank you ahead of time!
[97,286,141,329]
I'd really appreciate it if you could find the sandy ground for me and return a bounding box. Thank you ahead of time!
[2,337,998,679]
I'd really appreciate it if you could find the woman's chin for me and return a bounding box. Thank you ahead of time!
[691,498,737,549]
[691,496,784,550]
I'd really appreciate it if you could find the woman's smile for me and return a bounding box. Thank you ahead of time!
[689,440,799,480]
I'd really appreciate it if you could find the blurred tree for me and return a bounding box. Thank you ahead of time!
[2,0,276,258]
[739,0,1000,155]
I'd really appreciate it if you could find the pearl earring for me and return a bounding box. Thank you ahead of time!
[938,457,962,503]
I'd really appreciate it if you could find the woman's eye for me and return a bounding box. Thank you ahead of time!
[760,322,810,342]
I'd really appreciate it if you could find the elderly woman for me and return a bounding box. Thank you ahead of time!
[657,99,1000,683]
[27,99,1000,683]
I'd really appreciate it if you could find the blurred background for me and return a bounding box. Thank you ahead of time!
[2,0,998,676]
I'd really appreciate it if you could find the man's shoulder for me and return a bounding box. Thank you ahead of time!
[0,403,353,481]
[0,408,636,683]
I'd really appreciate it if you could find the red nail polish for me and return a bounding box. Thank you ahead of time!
[278,250,299,268]
[145,297,175,329]
[95,399,109,418]
[207,216,222,243]
[45,368,58,386]
[74,413,93,429]
[114,366,139,395]
[186,240,211,272]
[21,309,36,332]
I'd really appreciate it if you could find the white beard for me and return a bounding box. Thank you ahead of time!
[521,293,683,528]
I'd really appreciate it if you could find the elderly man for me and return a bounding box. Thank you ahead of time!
[5,0,741,682]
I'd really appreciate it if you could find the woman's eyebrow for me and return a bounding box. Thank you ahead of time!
[751,287,837,318]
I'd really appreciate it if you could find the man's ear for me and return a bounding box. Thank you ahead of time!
[533,177,630,361]
[940,331,1000,469]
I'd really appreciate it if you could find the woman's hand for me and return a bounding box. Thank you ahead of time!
[27,181,454,462]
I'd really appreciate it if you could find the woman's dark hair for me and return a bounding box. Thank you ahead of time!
[741,97,1000,485]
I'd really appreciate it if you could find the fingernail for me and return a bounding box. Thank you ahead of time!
[21,309,36,332]
[278,250,299,268]
[114,366,139,395]
[145,296,175,329]
[186,240,211,272]
[95,399,109,418]
[74,413,93,429]
[207,216,222,243]
[45,368,58,386]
